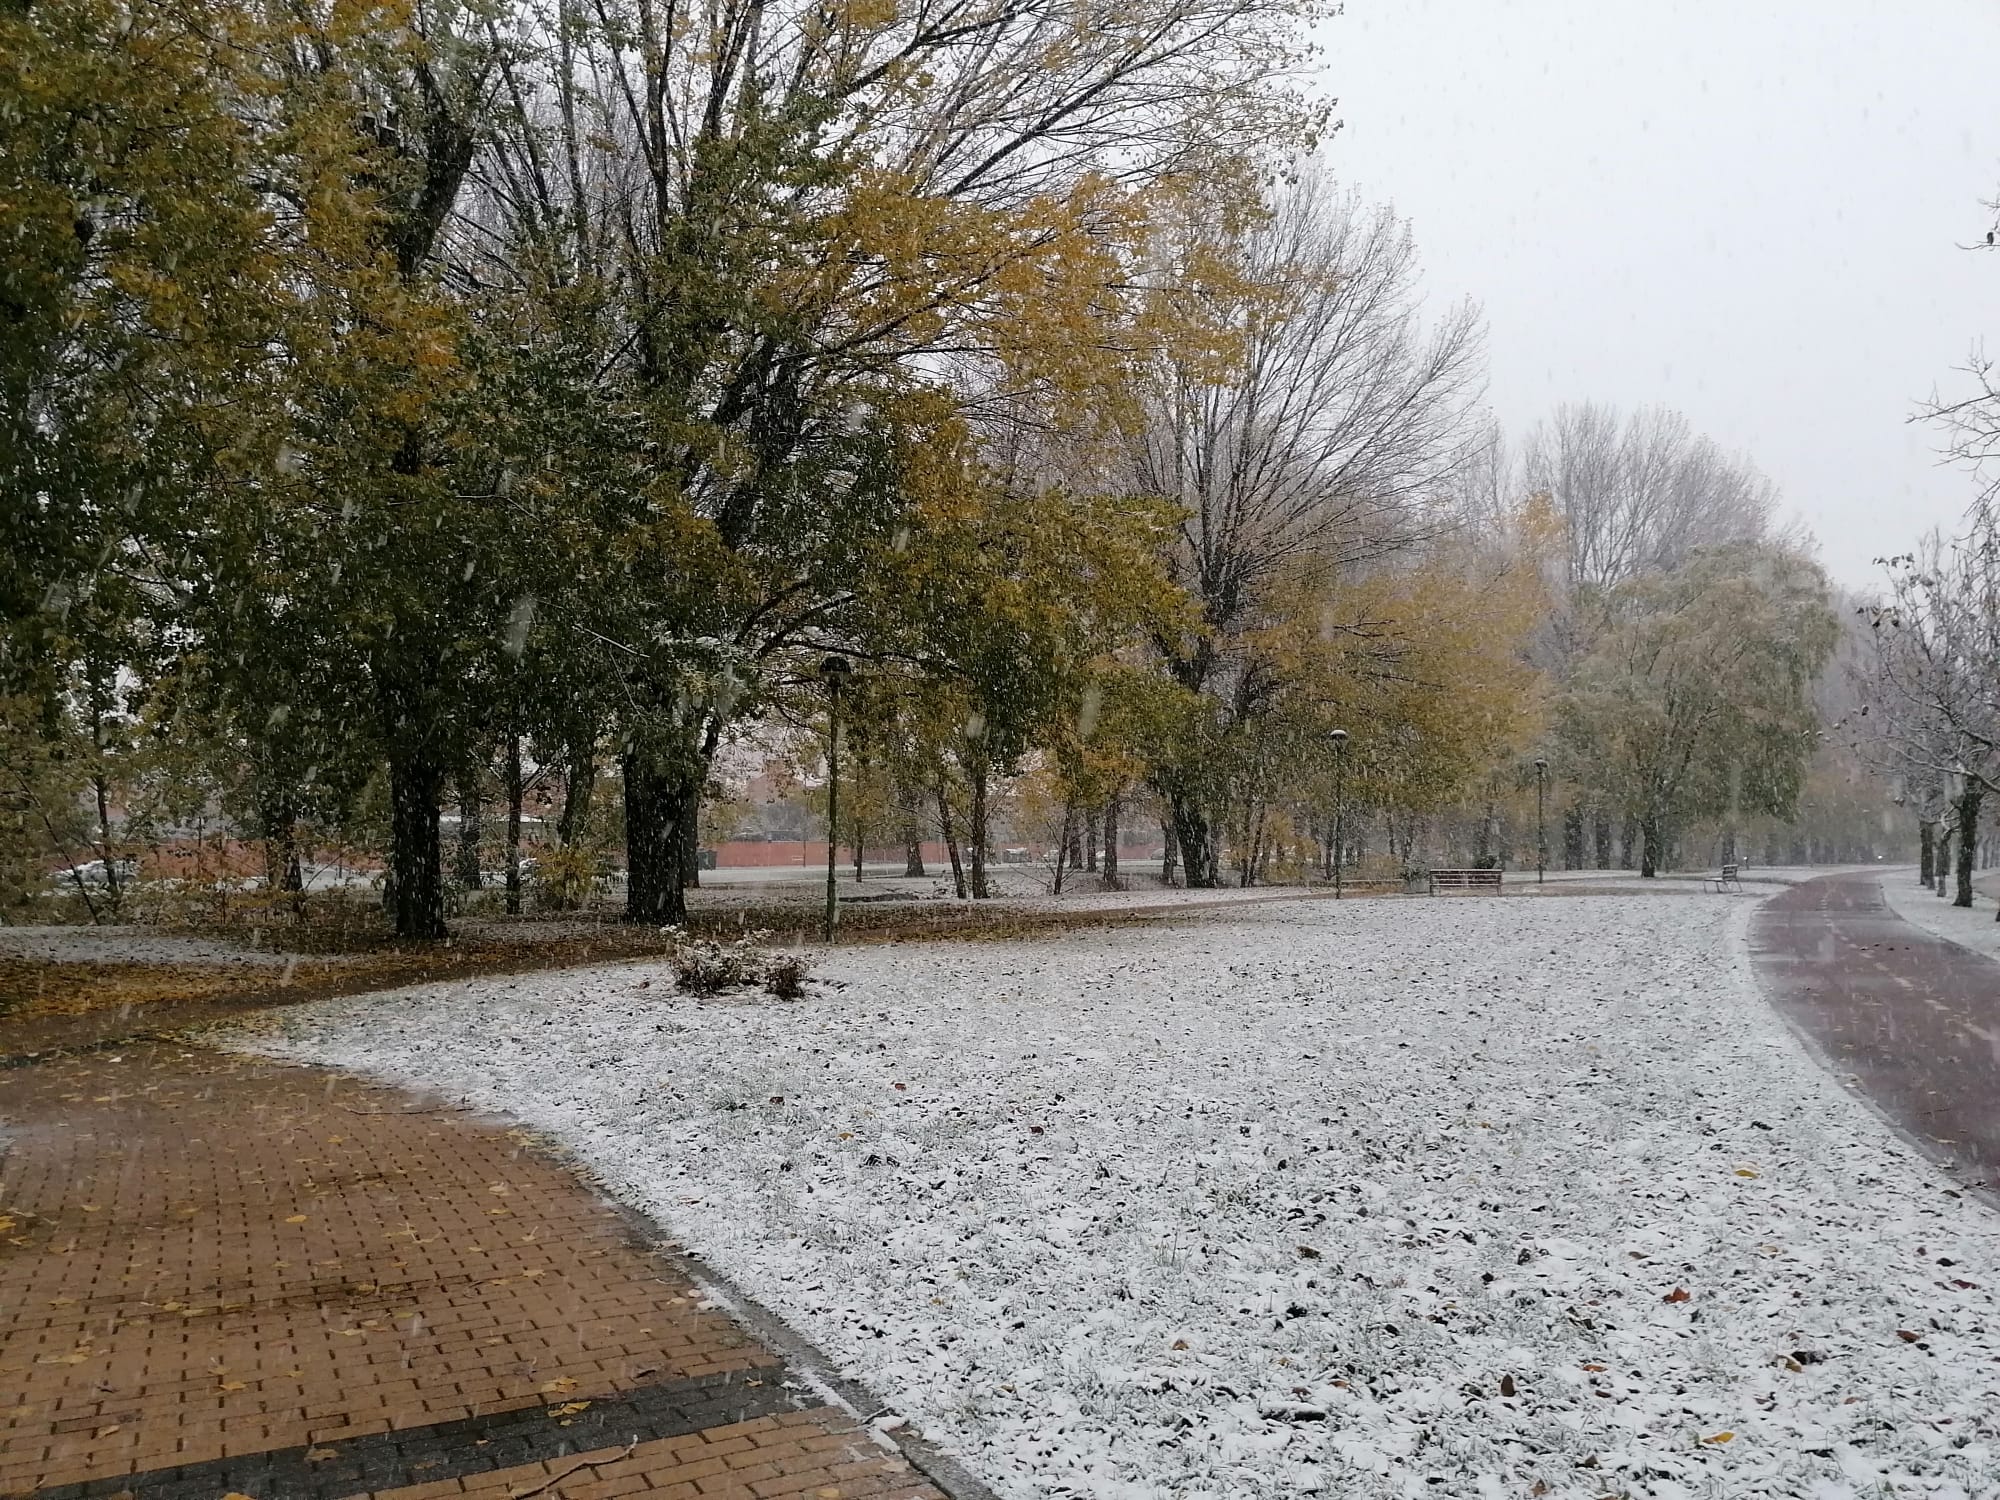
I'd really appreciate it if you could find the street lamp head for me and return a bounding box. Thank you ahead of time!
[1533,755,1548,772]
[1329,727,1348,747]
[818,654,853,682]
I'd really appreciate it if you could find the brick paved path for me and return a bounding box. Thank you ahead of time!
[1752,870,2000,1197]
[0,1043,948,1500]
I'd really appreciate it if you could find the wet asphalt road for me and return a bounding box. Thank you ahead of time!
[1752,871,2000,1195]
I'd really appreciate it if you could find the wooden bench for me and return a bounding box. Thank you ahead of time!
[1702,863,1744,893]
[1428,868,1503,895]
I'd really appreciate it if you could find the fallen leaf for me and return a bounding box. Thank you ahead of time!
[1895,1330,1921,1343]
[1499,1374,1517,1398]
[1702,1431,1734,1444]
[1664,1287,1691,1304]
[548,1400,591,1417]
[1734,1168,1760,1179]
[285,1215,308,1225]
[541,1377,580,1395]
[219,1381,248,1392]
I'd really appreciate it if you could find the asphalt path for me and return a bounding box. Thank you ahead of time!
[1751,870,2000,1196]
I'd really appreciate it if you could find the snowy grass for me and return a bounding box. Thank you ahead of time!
[1881,873,2000,966]
[230,892,2000,1500]
[0,925,291,966]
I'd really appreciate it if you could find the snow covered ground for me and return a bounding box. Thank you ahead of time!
[0,925,291,967]
[1881,873,2000,966]
[231,892,2000,1500]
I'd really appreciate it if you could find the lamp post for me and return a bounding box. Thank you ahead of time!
[1330,728,1349,899]
[819,655,852,942]
[1533,755,1548,886]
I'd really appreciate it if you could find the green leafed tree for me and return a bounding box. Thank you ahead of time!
[1557,543,1838,876]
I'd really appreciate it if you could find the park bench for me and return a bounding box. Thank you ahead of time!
[1702,863,1744,893]
[1428,868,1504,896]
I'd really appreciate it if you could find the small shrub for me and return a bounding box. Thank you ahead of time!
[763,951,813,999]
[532,843,603,911]
[662,928,815,998]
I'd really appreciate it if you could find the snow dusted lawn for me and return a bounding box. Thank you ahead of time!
[234,893,2000,1500]
[0,925,290,966]
[1881,873,2000,966]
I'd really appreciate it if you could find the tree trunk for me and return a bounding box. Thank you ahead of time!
[1919,821,1935,887]
[1638,807,1662,879]
[504,732,524,916]
[968,760,991,899]
[1593,812,1612,869]
[1241,801,1268,887]
[1085,811,1098,872]
[1168,791,1218,889]
[557,742,594,845]
[261,787,303,911]
[1066,816,1084,871]
[1160,820,1178,886]
[90,771,122,917]
[1937,823,1953,894]
[455,761,484,890]
[1619,815,1637,870]
[1958,788,1982,907]
[1474,799,1495,869]
[935,777,966,898]
[902,781,927,877]
[388,747,448,940]
[1562,805,1583,870]
[1100,792,1122,890]
[623,749,691,925]
[1054,802,1074,895]
[678,782,702,889]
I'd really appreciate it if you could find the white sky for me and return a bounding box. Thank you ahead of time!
[1319,0,2000,589]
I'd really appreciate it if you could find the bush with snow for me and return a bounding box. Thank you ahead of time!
[663,928,814,999]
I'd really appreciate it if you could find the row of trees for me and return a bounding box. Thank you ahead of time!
[1860,525,2000,910]
[1851,179,2000,911]
[4,0,1846,936]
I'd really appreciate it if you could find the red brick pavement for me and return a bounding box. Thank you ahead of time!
[0,1043,946,1500]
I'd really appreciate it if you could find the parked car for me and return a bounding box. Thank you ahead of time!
[63,858,139,887]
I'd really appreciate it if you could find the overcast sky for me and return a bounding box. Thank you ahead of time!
[1318,0,2000,590]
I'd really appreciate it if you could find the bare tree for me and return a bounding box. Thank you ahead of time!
[1125,172,1487,883]
[1860,528,2000,907]
[1523,402,1777,600]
